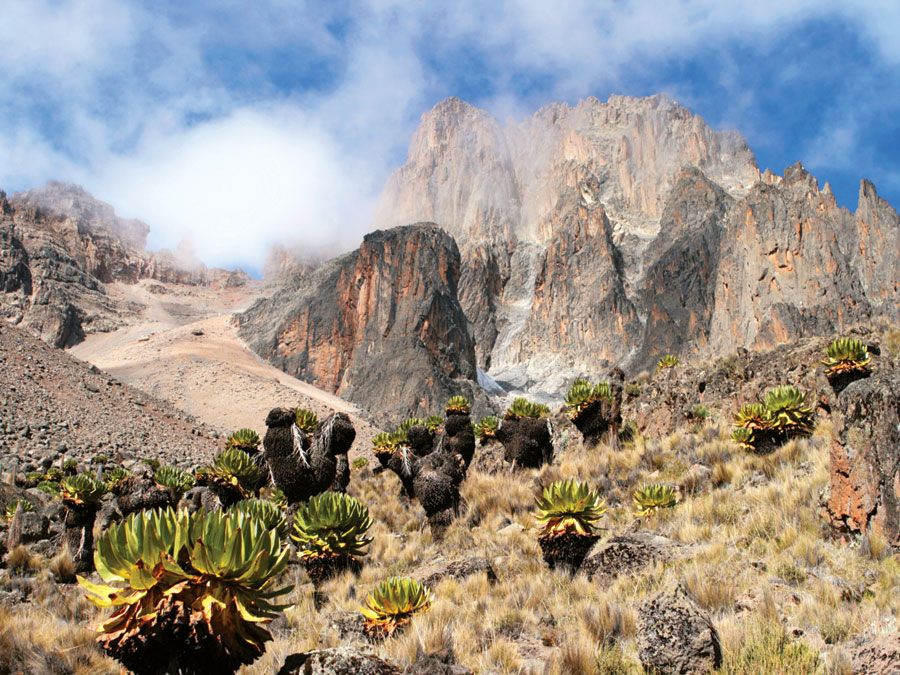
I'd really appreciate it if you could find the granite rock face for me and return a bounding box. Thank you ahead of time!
[238,224,484,425]
[372,95,899,396]
[0,182,247,347]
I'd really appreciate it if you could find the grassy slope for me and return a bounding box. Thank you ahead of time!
[2,358,898,674]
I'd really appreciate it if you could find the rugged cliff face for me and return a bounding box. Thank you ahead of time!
[237,224,484,424]
[0,182,247,346]
[373,95,900,394]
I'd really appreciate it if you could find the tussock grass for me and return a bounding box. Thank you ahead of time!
[4,419,895,673]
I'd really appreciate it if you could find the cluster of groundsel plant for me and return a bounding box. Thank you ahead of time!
[154,465,196,497]
[21,457,82,495]
[101,467,131,491]
[294,408,319,434]
[60,474,107,508]
[633,483,679,517]
[78,507,292,675]
[3,499,34,521]
[535,479,607,570]
[371,415,443,455]
[225,428,261,453]
[821,337,872,379]
[360,576,433,640]
[504,396,551,420]
[445,395,472,415]
[564,377,614,419]
[291,491,373,584]
[731,384,815,452]
[396,416,443,436]
[473,415,500,442]
[195,448,260,501]
[657,353,680,369]
[228,498,288,538]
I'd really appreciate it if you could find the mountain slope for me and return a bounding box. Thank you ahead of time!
[0,320,219,470]
[372,95,899,394]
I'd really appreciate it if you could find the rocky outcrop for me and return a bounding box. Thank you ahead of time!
[0,182,248,347]
[238,224,483,425]
[824,363,899,546]
[707,164,896,356]
[372,95,899,397]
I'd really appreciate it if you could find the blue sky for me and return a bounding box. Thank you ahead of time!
[1,1,898,268]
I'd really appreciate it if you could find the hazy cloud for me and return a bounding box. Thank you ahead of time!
[1,0,898,268]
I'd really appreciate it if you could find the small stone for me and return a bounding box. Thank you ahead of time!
[497,523,525,536]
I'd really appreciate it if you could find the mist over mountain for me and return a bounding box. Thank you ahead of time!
[239,94,898,406]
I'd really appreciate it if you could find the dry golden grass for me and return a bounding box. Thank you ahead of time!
[2,416,895,674]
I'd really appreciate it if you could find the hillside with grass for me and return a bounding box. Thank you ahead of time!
[0,324,895,674]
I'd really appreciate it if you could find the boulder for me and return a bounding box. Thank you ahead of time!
[277,647,401,675]
[415,556,498,588]
[637,587,722,674]
[582,533,675,582]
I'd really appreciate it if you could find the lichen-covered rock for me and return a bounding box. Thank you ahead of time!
[113,471,174,516]
[581,533,676,582]
[277,647,401,675]
[848,633,900,675]
[415,556,498,588]
[824,364,899,545]
[637,587,722,674]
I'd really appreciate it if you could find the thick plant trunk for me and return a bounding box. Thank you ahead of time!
[538,532,600,573]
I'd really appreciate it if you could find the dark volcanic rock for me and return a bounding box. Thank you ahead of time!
[824,362,899,545]
[238,224,484,426]
[415,556,498,588]
[637,587,722,674]
[581,533,677,582]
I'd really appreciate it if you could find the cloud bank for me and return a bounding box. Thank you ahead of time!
[1,1,898,268]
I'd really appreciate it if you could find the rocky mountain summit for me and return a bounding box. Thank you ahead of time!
[371,95,899,397]
[0,182,247,347]
[238,224,486,424]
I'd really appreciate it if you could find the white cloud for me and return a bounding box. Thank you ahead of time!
[96,106,380,268]
[0,0,897,268]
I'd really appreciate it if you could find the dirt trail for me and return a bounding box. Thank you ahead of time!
[70,281,380,456]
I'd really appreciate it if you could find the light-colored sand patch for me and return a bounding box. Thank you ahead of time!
[70,281,380,456]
